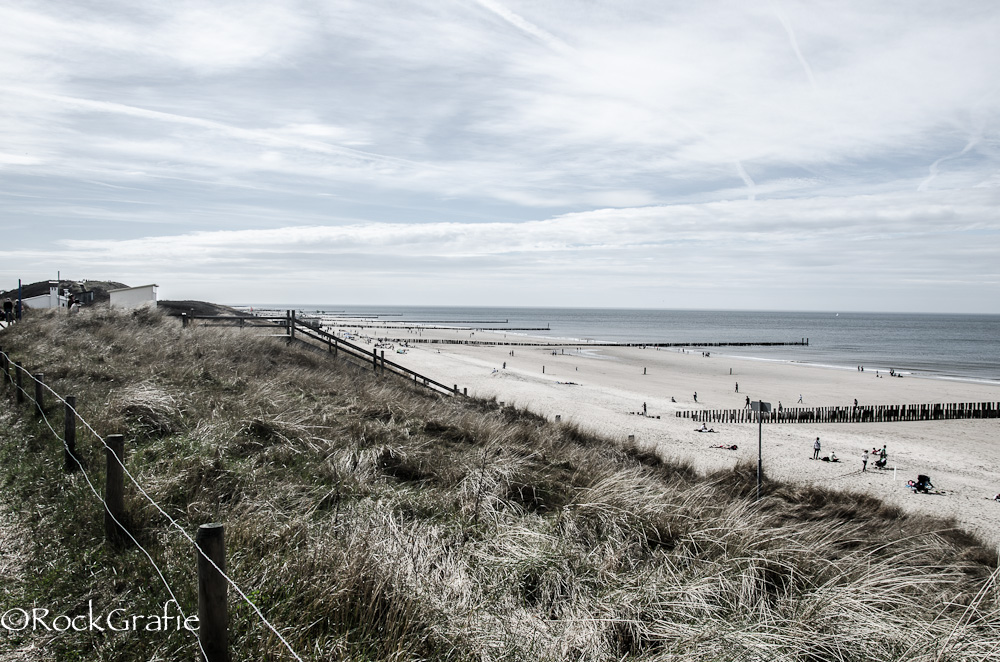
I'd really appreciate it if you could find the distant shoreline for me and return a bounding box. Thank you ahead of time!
[244,306,1000,386]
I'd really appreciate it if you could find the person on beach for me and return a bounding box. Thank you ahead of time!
[745,396,750,408]
[798,394,803,403]
[693,392,698,403]
[643,402,647,416]
[862,449,869,472]
[735,382,739,392]
[879,445,887,462]
[3,298,12,323]
[813,437,821,460]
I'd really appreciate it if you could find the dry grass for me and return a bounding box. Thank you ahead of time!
[0,306,998,661]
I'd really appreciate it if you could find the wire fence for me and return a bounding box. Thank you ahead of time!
[0,349,305,662]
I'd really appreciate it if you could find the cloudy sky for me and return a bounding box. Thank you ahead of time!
[1,0,998,312]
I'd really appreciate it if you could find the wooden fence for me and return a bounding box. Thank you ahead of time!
[0,346,292,661]
[182,312,465,398]
[679,402,1000,424]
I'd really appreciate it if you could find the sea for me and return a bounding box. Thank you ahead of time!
[246,306,1000,386]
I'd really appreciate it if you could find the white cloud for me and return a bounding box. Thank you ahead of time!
[1,0,999,311]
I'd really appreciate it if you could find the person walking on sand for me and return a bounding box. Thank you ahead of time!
[862,449,869,472]
[642,402,647,416]
[2,298,12,323]
[693,392,698,403]
[745,396,750,408]
[812,437,821,460]
[798,394,803,403]
[735,382,739,393]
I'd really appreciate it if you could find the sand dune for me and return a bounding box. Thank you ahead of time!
[333,323,1000,547]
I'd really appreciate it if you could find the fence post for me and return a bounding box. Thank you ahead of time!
[105,434,126,546]
[381,350,385,374]
[373,348,377,372]
[290,310,296,341]
[14,362,24,405]
[182,313,189,328]
[197,523,229,662]
[65,396,78,472]
[34,373,45,415]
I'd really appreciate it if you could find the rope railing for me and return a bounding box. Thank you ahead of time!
[0,349,305,662]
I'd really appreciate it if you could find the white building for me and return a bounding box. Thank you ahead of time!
[22,281,69,310]
[109,284,158,309]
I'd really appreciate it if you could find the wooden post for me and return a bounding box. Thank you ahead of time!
[65,396,78,472]
[181,313,188,328]
[381,350,385,373]
[453,384,458,395]
[34,373,44,415]
[105,434,126,545]
[197,523,229,662]
[463,387,467,396]
[289,310,296,341]
[15,362,24,404]
[373,348,378,371]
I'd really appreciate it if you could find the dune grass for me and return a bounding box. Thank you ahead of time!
[0,306,998,661]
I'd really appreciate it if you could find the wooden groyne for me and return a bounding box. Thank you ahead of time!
[389,339,810,348]
[679,402,1000,424]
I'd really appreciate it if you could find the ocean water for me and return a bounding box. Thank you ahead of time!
[250,306,1000,385]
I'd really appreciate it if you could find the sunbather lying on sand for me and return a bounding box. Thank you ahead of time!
[710,444,738,450]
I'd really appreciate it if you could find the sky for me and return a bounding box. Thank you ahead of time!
[1,0,999,312]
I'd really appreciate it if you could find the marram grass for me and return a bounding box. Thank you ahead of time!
[0,306,997,661]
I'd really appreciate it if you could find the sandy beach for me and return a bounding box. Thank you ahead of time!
[323,321,1000,546]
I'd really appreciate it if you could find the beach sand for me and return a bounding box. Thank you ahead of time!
[327,322,1000,547]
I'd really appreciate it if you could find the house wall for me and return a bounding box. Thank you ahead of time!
[109,285,158,309]
[22,285,68,309]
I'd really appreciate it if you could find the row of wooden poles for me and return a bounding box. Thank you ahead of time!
[679,402,1000,424]
[182,310,469,399]
[0,346,231,662]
